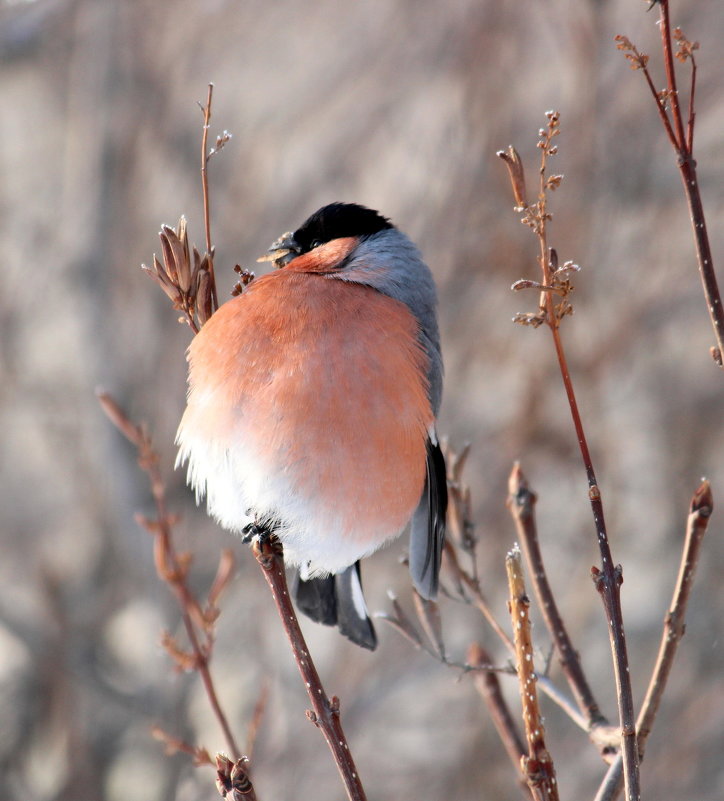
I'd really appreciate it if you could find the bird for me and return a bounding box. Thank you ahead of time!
[176,202,446,649]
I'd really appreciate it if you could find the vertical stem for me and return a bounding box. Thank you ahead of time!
[507,465,606,731]
[535,138,640,797]
[548,324,640,801]
[253,538,367,801]
[200,83,219,311]
[657,0,724,363]
[677,157,724,362]
[506,547,559,801]
[658,0,687,149]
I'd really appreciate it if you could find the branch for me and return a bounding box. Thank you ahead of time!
[199,82,219,311]
[468,643,533,801]
[506,546,559,801]
[616,7,724,366]
[97,391,241,762]
[252,536,368,801]
[500,114,640,800]
[443,540,515,651]
[440,445,597,732]
[507,464,618,757]
[594,480,713,801]
[658,0,686,149]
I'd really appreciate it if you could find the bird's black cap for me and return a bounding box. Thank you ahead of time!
[293,203,393,253]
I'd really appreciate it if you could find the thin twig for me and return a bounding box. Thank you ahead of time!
[200,82,219,311]
[500,114,640,800]
[617,6,724,366]
[97,390,241,761]
[685,52,697,154]
[658,0,686,149]
[468,642,532,801]
[658,5,724,361]
[506,545,559,801]
[252,536,367,801]
[443,465,596,732]
[245,680,270,765]
[594,480,713,801]
[443,539,514,651]
[507,464,619,757]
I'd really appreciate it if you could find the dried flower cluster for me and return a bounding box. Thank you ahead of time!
[499,113,579,330]
[141,217,216,333]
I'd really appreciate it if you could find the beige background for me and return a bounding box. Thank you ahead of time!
[2,0,723,799]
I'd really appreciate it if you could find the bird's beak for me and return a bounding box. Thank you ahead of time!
[256,231,301,269]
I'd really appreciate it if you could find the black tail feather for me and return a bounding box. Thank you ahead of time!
[292,562,377,650]
[292,571,337,626]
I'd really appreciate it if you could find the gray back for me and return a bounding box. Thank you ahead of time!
[335,228,443,415]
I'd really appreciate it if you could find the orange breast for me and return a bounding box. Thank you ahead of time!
[181,269,432,558]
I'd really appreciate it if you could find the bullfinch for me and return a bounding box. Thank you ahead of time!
[176,202,446,649]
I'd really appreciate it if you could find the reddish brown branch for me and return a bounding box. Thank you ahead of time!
[506,465,612,741]
[443,540,514,651]
[500,113,640,800]
[685,54,697,154]
[594,480,713,801]
[658,2,724,367]
[617,5,724,366]
[468,643,532,801]
[658,0,686,149]
[200,82,219,311]
[97,390,241,761]
[506,546,559,801]
[442,452,595,730]
[252,537,367,801]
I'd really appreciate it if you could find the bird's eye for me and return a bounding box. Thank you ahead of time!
[310,239,323,250]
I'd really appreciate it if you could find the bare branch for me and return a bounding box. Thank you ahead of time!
[500,113,640,799]
[199,83,219,311]
[506,546,559,801]
[594,480,713,801]
[468,643,532,801]
[617,5,724,365]
[507,464,611,741]
[97,390,242,761]
[252,536,368,801]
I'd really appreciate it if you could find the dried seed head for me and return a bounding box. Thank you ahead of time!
[512,279,543,292]
[497,146,528,210]
[196,269,213,327]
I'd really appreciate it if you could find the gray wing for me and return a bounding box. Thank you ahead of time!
[409,436,447,599]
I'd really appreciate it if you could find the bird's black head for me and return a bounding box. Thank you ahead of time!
[293,203,393,254]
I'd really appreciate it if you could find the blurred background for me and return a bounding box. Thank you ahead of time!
[2,0,723,799]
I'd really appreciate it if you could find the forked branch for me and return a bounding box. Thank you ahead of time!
[594,480,713,801]
[96,391,243,765]
[507,464,618,759]
[499,113,640,800]
[616,2,724,366]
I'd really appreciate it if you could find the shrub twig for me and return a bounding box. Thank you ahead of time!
[507,463,619,759]
[468,642,532,801]
[506,545,559,801]
[252,536,368,801]
[616,2,724,367]
[199,83,219,311]
[96,391,243,765]
[136,87,368,800]
[594,480,714,801]
[499,112,640,800]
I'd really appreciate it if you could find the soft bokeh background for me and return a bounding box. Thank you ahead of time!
[2,0,723,799]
